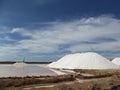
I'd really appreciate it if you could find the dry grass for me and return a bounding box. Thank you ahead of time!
[28,75,120,90]
[74,69,120,79]
[74,69,120,75]
[0,75,75,88]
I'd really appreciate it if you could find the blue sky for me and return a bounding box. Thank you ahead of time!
[0,0,120,61]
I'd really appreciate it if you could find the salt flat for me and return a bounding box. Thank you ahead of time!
[0,64,64,77]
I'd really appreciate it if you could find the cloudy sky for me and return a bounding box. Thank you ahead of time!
[0,0,120,61]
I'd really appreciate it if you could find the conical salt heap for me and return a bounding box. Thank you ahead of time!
[112,57,120,65]
[13,62,27,67]
[48,52,119,69]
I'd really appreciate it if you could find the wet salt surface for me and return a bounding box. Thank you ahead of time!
[81,73,95,76]
[0,64,59,77]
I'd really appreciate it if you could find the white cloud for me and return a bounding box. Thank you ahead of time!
[1,15,120,60]
[10,28,22,33]
[10,28,32,36]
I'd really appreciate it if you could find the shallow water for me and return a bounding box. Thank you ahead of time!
[0,64,58,77]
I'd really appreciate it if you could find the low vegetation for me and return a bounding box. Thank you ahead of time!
[0,69,120,90]
[0,75,75,88]
[74,69,120,79]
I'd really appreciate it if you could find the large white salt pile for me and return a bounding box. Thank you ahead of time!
[112,57,120,65]
[48,52,119,69]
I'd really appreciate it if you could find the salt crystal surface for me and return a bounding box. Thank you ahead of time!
[0,64,64,77]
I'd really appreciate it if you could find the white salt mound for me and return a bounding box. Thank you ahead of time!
[48,52,119,69]
[13,62,27,67]
[112,57,120,65]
